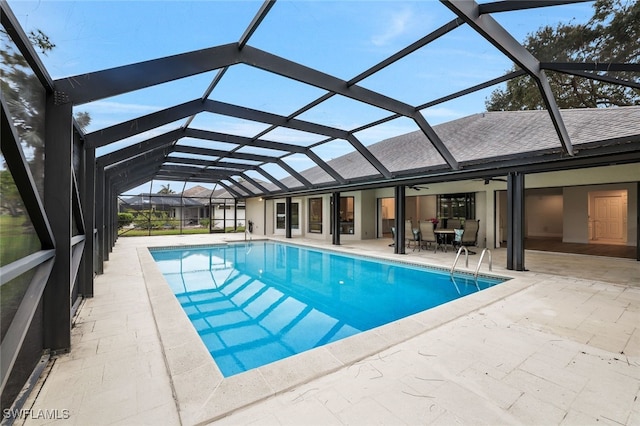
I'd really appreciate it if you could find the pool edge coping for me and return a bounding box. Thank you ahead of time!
[138,241,538,425]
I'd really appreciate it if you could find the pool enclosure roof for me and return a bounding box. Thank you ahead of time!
[8,0,640,199]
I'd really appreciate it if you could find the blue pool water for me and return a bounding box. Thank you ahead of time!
[150,241,505,377]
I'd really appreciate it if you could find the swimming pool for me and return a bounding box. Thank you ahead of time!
[150,241,505,377]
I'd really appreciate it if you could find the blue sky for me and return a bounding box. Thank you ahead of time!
[6,0,595,194]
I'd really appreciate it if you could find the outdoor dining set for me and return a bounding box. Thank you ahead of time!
[393,219,480,254]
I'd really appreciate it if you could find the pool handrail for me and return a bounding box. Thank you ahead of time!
[473,248,492,280]
[451,246,469,276]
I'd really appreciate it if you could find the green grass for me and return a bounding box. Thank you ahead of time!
[0,215,41,326]
[0,214,41,266]
[118,227,245,237]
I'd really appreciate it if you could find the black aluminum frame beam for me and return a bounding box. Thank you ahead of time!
[56,42,458,170]
[214,181,245,199]
[544,69,640,90]
[252,17,465,169]
[0,257,55,395]
[184,128,307,154]
[478,0,592,14]
[96,129,184,167]
[442,0,574,156]
[164,156,250,171]
[154,168,256,196]
[276,159,312,188]
[255,168,289,192]
[80,143,95,296]
[105,149,169,175]
[182,0,275,128]
[55,43,242,105]
[394,186,406,254]
[540,62,640,72]
[239,172,271,195]
[43,92,73,352]
[236,47,458,169]
[85,100,200,148]
[507,171,525,271]
[173,144,278,163]
[1,96,55,248]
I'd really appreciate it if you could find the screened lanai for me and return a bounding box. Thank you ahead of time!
[1,0,639,412]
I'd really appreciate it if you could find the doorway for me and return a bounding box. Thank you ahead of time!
[588,190,627,245]
[274,200,300,235]
[377,197,394,238]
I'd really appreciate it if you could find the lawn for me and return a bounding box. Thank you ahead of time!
[118,227,245,237]
[0,214,41,267]
[0,214,42,336]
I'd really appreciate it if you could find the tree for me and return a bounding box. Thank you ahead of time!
[486,0,640,111]
[157,184,175,194]
[1,28,91,195]
[0,170,22,216]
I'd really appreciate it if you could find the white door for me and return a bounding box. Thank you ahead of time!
[590,192,626,243]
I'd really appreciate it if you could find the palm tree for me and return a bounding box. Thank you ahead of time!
[157,184,175,194]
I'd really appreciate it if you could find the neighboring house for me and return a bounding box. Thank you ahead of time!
[181,184,247,230]
[245,107,640,254]
[121,193,205,226]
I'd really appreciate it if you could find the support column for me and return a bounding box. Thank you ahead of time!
[95,167,105,272]
[223,199,227,232]
[105,185,112,254]
[234,198,239,232]
[43,93,72,353]
[332,192,340,245]
[394,185,406,254]
[80,145,95,296]
[285,196,292,239]
[507,172,525,271]
[110,192,117,249]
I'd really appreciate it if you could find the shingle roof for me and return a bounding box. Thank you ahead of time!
[282,106,640,188]
[122,194,205,207]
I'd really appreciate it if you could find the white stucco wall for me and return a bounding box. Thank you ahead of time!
[563,183,637,245]
[525,190,564,238]
[243,163,638,248]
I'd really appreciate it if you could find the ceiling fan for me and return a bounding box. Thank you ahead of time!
[408,185,429,191]
[474,178,507,185]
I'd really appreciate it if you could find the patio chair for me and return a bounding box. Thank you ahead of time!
[447,218,462,229]
[459,219,479,254]
[390,226,395,247]
[419,221,438,252]
[405,220,420,251]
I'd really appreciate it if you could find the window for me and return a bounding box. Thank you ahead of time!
[276,202,299,230]
[276,202,286,229]
[437,193,475,220]
[332,196,354,234]
[308,198,322,233]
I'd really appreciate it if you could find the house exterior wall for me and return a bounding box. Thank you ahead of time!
[245,198,266,236]
[245,164,638,250]
[525,190,564,238]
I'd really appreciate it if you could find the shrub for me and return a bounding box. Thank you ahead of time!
[118,212,134,228]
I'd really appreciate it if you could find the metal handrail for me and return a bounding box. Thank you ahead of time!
[474,248,492,280]
[450,246,469,276]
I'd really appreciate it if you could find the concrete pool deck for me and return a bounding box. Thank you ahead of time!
[19,234,640,425]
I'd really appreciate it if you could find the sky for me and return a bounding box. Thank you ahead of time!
[5,0,596,195]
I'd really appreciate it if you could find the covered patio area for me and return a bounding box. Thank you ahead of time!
[2,0,639,419]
